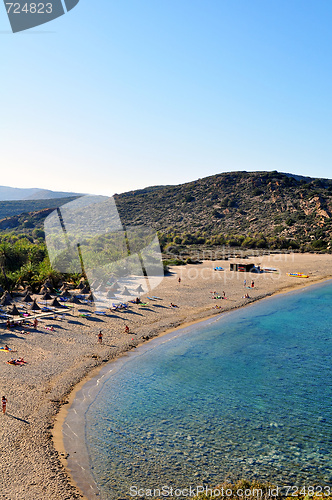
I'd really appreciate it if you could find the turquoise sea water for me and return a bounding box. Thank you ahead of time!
[71,282,332,499]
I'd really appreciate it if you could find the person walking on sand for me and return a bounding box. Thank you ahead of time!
[2,396,7,414]
[124,325,130,334]
[243,279,246,287]
[178,277,181,283]
[33,318,38,329]
[251,280,255,288]
[98,331,103,344]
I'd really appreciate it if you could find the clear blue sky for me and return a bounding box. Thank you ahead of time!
[1,1,332,196]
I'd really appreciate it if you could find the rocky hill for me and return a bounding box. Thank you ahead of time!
[1,171,332,252]
[114,171,332,252]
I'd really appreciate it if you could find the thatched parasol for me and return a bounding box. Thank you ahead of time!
[60,290,71,298]
[121,286,132,296]
[80,286,90,294]
[50,298,62,308]
[30,300,41,311]
[69,296,81,304]
[136,284,145,294]
[43,279,53,289]
[111,282,121,291]
[0,292,13,306]
[7,304,20,316]
[42,293,53,301]
[22,293,33,303]
[87,293,94,302]
[7,304,21,316]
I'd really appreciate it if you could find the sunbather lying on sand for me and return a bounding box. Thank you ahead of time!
[7,358,27,365]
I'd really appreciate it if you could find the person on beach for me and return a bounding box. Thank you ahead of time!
[33,318,38,329]
[251,280,255,288]
[244,279,246,287]
[170,303,179,308]
[124,325,130,334]
[98,331,103,343]
[6,319,10,330]
[2,396,7,414]
[178,277,181,283]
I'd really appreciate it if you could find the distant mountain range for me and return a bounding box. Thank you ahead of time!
[0,185,82,201]
[1,172,332,251]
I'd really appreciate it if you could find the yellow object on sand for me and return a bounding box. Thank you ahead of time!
[286,273,309,278]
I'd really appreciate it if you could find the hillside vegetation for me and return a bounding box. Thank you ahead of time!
[0,196,80,226]
[1,171,332,291]
[115,170,332,253]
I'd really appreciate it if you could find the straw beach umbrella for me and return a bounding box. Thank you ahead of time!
[22,293,33,303]
[77,280,85,290]
[68,295,81,316]
[7,304,21,316]
[1,292,13,306]
[121,286,132,297]
[30,300,41,311]
[50,297,62,308]
[69,296,81,304]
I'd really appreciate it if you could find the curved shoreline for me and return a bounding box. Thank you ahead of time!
[53,271,332,499]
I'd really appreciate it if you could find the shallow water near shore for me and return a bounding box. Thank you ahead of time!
[65,281,332,499]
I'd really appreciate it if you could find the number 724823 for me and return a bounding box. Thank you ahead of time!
[6,3,53,14]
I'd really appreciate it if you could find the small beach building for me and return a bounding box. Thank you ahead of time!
[229,263,255,272]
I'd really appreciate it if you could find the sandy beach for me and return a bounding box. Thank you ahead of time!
[0,252,332,500]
